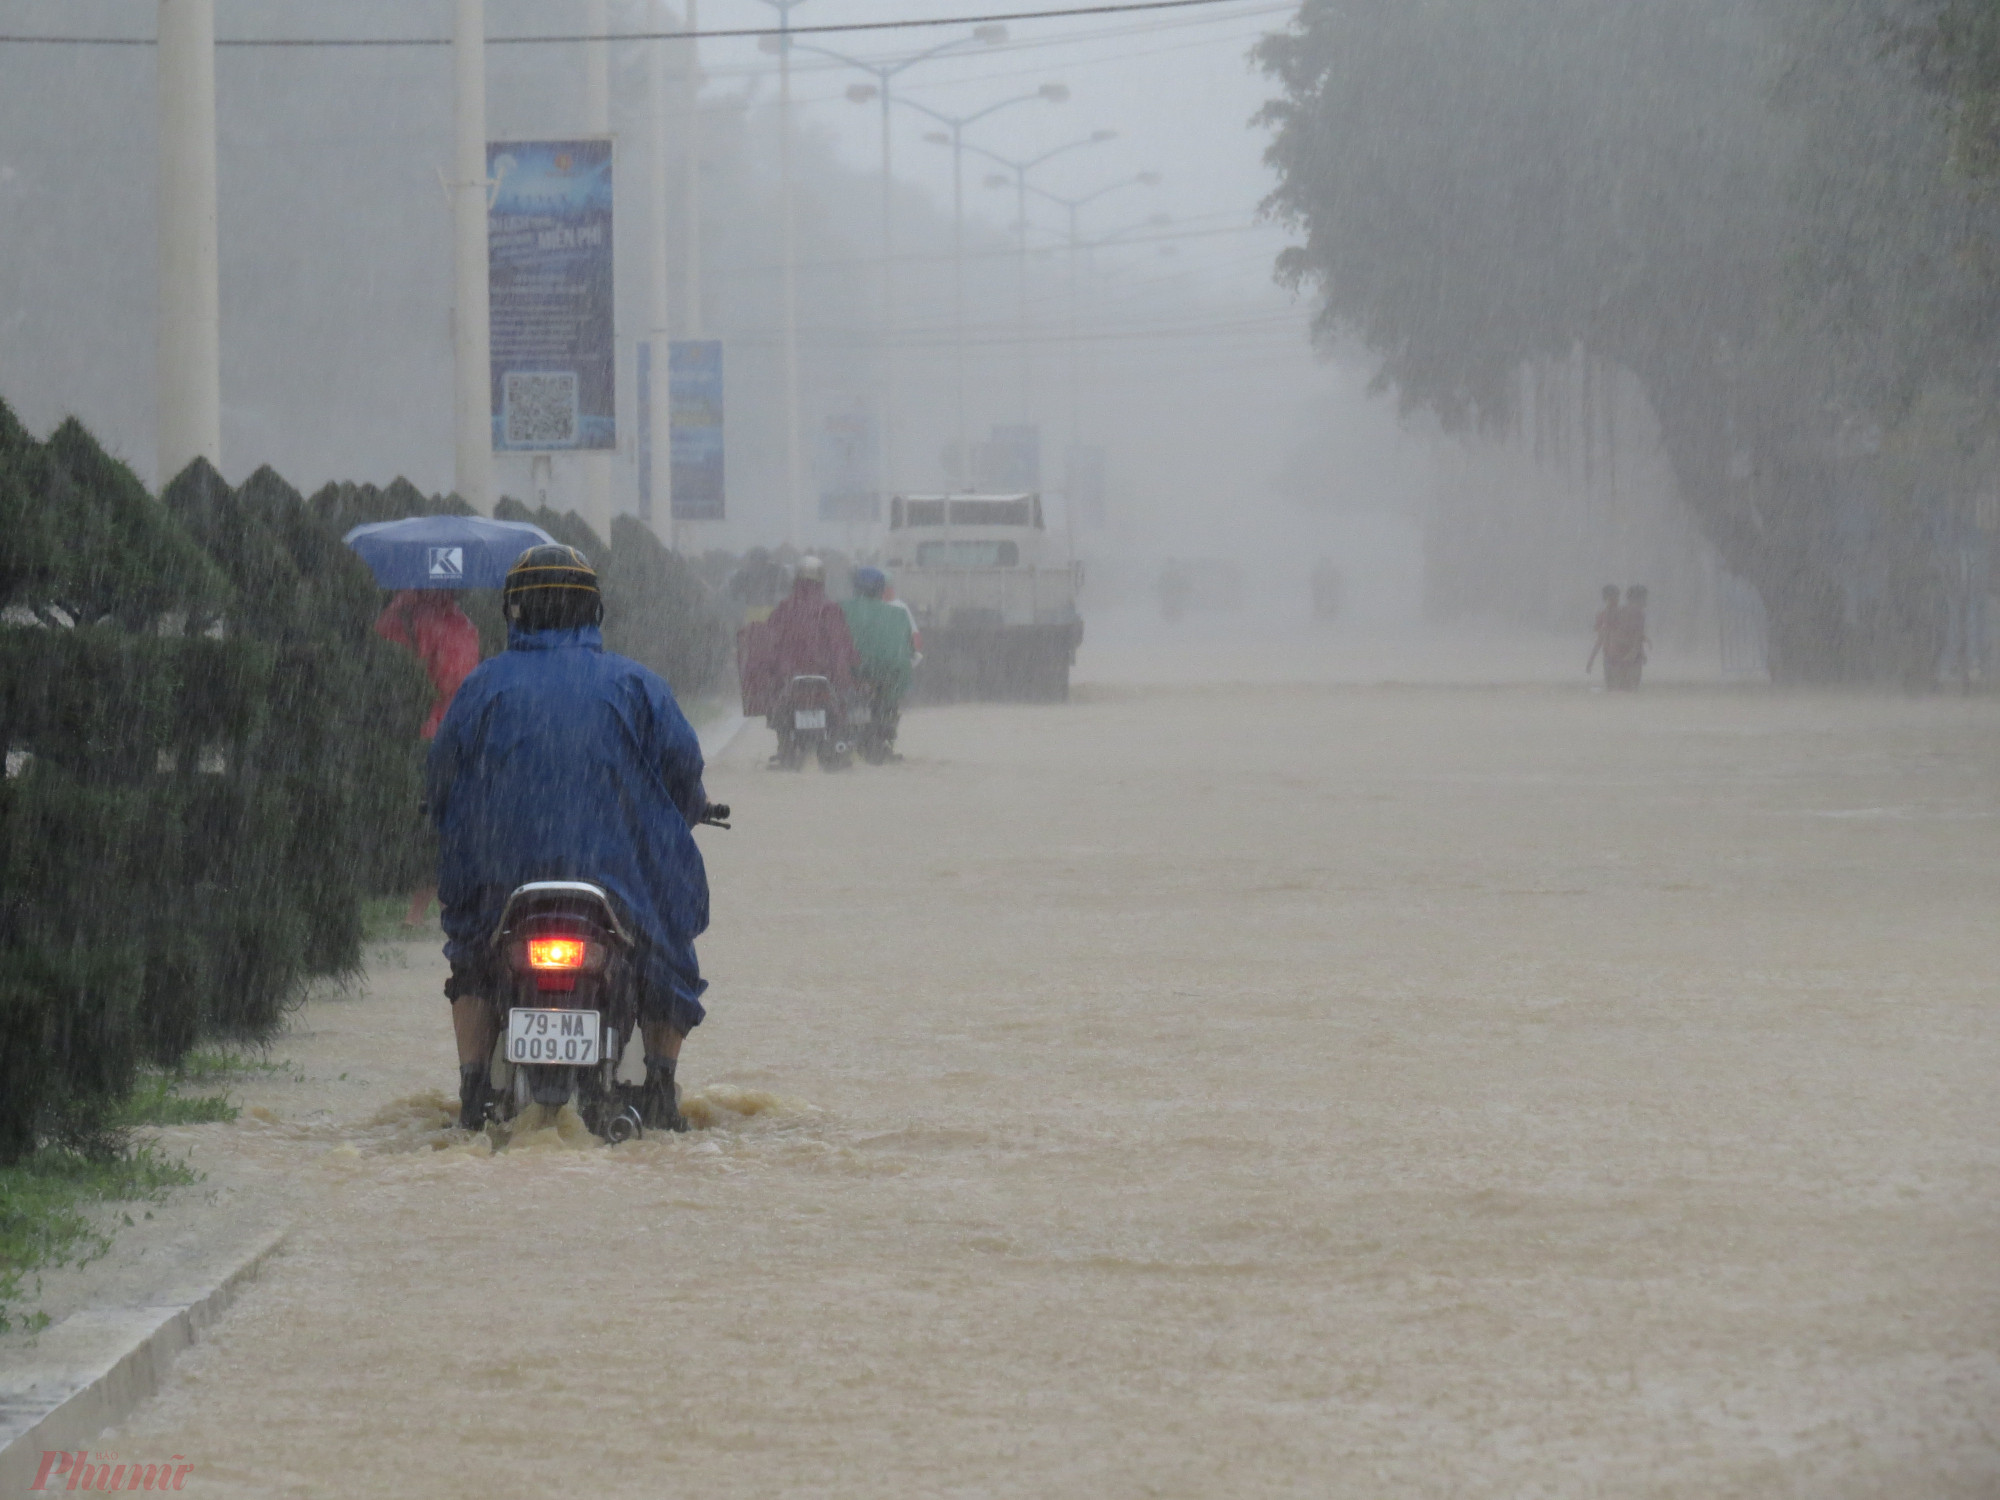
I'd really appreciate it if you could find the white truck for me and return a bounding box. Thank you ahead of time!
[882,492,1083,702]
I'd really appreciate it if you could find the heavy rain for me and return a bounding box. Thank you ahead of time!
[0,0,1996,1494]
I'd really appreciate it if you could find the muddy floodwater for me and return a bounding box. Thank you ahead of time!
[95,678,2000,1495]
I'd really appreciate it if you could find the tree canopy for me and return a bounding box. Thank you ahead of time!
[1258,0,2000,679]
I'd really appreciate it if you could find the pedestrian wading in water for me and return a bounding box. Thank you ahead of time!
[1587,584,1650,691]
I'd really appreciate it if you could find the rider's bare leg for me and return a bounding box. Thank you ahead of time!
[452,995,495,1067]
[452,996,499,1129]
[404,885,436,927]
[639,1024,688,1129]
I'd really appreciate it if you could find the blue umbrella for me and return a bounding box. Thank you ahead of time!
[342,514,558,591]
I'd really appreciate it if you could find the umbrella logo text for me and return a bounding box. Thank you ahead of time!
[427,547,465,581]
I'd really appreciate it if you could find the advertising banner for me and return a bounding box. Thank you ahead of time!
[488,139,615,451]
[817,410,881,523]
[668,340,725,521]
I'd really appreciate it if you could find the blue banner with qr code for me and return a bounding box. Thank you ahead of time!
[488,138,616,452]
[642,340,725,521]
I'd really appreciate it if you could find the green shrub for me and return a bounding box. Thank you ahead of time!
[0,408,428,1162]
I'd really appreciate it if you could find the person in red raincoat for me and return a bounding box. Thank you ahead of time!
[375,589,482,924]
[752,557,861,767]
[764,556,859,691]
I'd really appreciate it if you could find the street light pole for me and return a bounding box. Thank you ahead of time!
[451,0,491,510]
[780,11,801,547]
[951,121,967,484]
[1020,172,1159,497]
[158,0,222,488]
[1061,203,1171,531]
[646,0,674,547]
[965,129,1117,421]
[683,0,703,340]
[904,84,1068,490]
[880,89,894,496]
[583,0,612,538]
[792,28,1005,511]
[758,0,809,547]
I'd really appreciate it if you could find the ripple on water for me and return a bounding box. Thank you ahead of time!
[336,1085,802,1158]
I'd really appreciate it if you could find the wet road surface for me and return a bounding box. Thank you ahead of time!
[96,682,2000,1497]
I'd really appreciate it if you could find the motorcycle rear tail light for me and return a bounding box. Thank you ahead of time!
[527,937,587,971]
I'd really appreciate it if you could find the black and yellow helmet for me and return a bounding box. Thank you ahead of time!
[504,543,602,630]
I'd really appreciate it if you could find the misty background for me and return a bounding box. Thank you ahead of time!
[11,0,1999,677]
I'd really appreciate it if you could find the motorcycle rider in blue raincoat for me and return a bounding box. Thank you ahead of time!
[427,545,710,1131]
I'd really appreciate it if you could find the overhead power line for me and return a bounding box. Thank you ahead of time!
[0,0,1274,49]
[699,1,1293,79]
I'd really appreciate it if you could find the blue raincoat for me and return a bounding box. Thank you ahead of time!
[427,623,710,1029]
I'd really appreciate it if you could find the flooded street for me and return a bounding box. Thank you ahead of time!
[103,678,2000,1497]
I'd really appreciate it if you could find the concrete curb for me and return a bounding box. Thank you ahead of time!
[0,1228,286,1491]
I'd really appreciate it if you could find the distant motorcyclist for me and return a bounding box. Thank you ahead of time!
[427,545,712,1131]
[840,566,916,762]
[764,556,860,691]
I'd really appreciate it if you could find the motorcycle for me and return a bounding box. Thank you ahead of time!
[769,674,851,771]
[472,802,729,1142]
[848,686,901,765]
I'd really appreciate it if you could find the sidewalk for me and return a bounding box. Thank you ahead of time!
[0,939,452,1487]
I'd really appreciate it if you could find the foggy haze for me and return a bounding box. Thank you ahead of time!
[0,0,1714,651]
[8,2,2000,1493]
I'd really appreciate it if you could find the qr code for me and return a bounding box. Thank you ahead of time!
[503,371,580,447]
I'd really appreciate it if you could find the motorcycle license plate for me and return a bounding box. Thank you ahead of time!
[507,1009,601,1066]
[794,709,827,730]
[848,706,871,725]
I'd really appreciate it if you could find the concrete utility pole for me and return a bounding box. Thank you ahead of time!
[582,0,614,539]
[1023,169,1158,498]
[761,0,809,546]
[452,0,492,510]
[157,0,221,487]
[800,25,1005,509]
[647,0,674,547]
[965,129,1115,423]
[684,0,704,339]
[906,84,1068,490]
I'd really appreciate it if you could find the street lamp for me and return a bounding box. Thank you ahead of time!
[967,128,1119,420]
[904,85,1070,488]
[777,26,1008,510]
[755,0,811,545]
[1018,174,1164,539]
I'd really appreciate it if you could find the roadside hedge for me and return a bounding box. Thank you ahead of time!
[0,406,731,1162]
[0,407,428,1161]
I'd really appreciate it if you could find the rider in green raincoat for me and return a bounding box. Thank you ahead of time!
[840,567,915,759]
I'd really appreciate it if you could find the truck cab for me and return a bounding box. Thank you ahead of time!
[884,492,1083,702]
